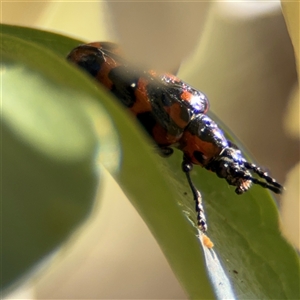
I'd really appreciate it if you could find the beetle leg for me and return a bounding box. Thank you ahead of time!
[158,146,174,157]
[182,157,207,232]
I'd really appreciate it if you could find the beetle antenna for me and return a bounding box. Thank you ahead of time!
[244,162,283,194]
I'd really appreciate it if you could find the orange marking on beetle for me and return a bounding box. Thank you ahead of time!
[164,102,190,129]
[180,90,193,101]
[95,56,120,89]
[152,124,180,146]
[180,131,222,166]
[131,77,152,114]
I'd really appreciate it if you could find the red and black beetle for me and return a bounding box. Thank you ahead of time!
[67,42,283,232]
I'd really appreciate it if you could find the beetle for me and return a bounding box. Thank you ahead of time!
[67,42,283,232]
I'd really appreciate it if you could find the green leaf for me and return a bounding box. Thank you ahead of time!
[1,27,120,292]
[1,25,215,299]
[1,24,299,299]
